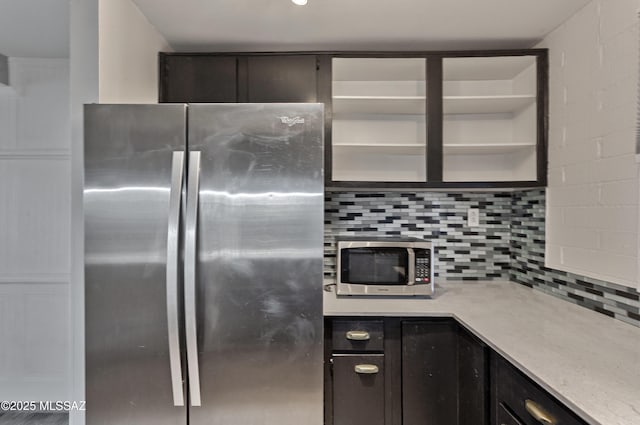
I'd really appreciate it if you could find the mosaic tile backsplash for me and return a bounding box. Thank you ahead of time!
[324,189,640,327]
[324,192,513,281]
[510,190,640,327]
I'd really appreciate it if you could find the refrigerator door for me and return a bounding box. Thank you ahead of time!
[85,104,187,425]
[187,104,324,425]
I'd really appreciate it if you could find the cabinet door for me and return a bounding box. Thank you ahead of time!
[459,328,488,425]
[159,55,237,103]
[246,55,317,102]
[332,355,385,425]
[497,403,525,425]
[332,319,384,352]
[402,321,458,425]
[493,355,588,425]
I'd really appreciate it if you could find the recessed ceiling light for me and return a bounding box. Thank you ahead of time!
[292,0,308,5]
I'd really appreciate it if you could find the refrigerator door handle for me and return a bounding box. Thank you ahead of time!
[185,151,202,406]
[167,151,185,406]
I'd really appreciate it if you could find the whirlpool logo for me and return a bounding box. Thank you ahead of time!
[278,116,305,126]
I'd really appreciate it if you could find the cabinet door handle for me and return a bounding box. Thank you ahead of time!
[525,399,556,425]
[346,330,370,341]
[354,364,379,374]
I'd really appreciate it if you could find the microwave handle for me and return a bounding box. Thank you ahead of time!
[407,248,416,286]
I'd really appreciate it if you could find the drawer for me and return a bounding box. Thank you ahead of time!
[494,356,588,425]
[332,355,384,425]
[332,320,384,352]
[498,403,524,425]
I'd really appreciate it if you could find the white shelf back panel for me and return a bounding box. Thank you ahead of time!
[512,102,537,145]
[443,80,513,97]
[334,144,425,155]
[443,56,536,81]
[333,57,426,81]
[444,114,514,144]
[512,62,537,95]
[443,149,536,182]
[443,95,535,115]
[333,150,426,182]
[334,116,425,145]
[333,80,426,97]
[443,143,535,155]
[333,96,426,115]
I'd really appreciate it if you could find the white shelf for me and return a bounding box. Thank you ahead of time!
[333,143,425,155]
[333,96,426,115]
[443,95,535,114]
[443,143,535,155]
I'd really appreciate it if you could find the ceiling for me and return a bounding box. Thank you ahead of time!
[0,0,591,58]
[0,0,69,58]
[133,0,591,52]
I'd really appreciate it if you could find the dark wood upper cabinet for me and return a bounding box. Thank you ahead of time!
[159,54,318,104]
[159,55,237,103]
[245,55,318,102]
[158,50,547,189]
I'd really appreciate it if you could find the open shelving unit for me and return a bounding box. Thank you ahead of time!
[442,55,538,182]
[332,57,427,182]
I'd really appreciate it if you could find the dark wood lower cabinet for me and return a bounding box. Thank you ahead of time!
[332,355,385,425]
[327,318,586,425]
[497,403,525,425]
[327,318,487,425]
[492,354,588,425]
[402,320,459,425]
[459,327,489,425]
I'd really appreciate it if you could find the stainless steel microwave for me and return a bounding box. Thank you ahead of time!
[336,237,434,296]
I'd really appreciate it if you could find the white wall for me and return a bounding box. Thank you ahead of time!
[539,0,640,289]
[98,0,172,103]
[0,57,71,401]
[70,2,99,424]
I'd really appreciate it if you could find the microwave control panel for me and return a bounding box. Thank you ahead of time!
[414,248,432,283]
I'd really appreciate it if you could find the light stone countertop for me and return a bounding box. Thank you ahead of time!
[323,280,640,425]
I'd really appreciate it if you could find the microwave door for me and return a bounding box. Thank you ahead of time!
[407,248,416,286]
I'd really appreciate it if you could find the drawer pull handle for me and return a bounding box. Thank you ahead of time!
[346,330,370,341]
[525,399,556,425]
[354,364,379,374]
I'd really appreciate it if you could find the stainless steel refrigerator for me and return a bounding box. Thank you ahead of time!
[84,103,324,425]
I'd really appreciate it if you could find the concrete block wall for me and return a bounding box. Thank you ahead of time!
[538,0,640,289]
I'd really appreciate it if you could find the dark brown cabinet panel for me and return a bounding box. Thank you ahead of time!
[402,320,459,425]
[497,403,525,425]
[332,355,385,425]
[492,354,588,425]
[332,320,384,353]
[459,328,489,425]
[159,55,237,103]
[246,55,317,102]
